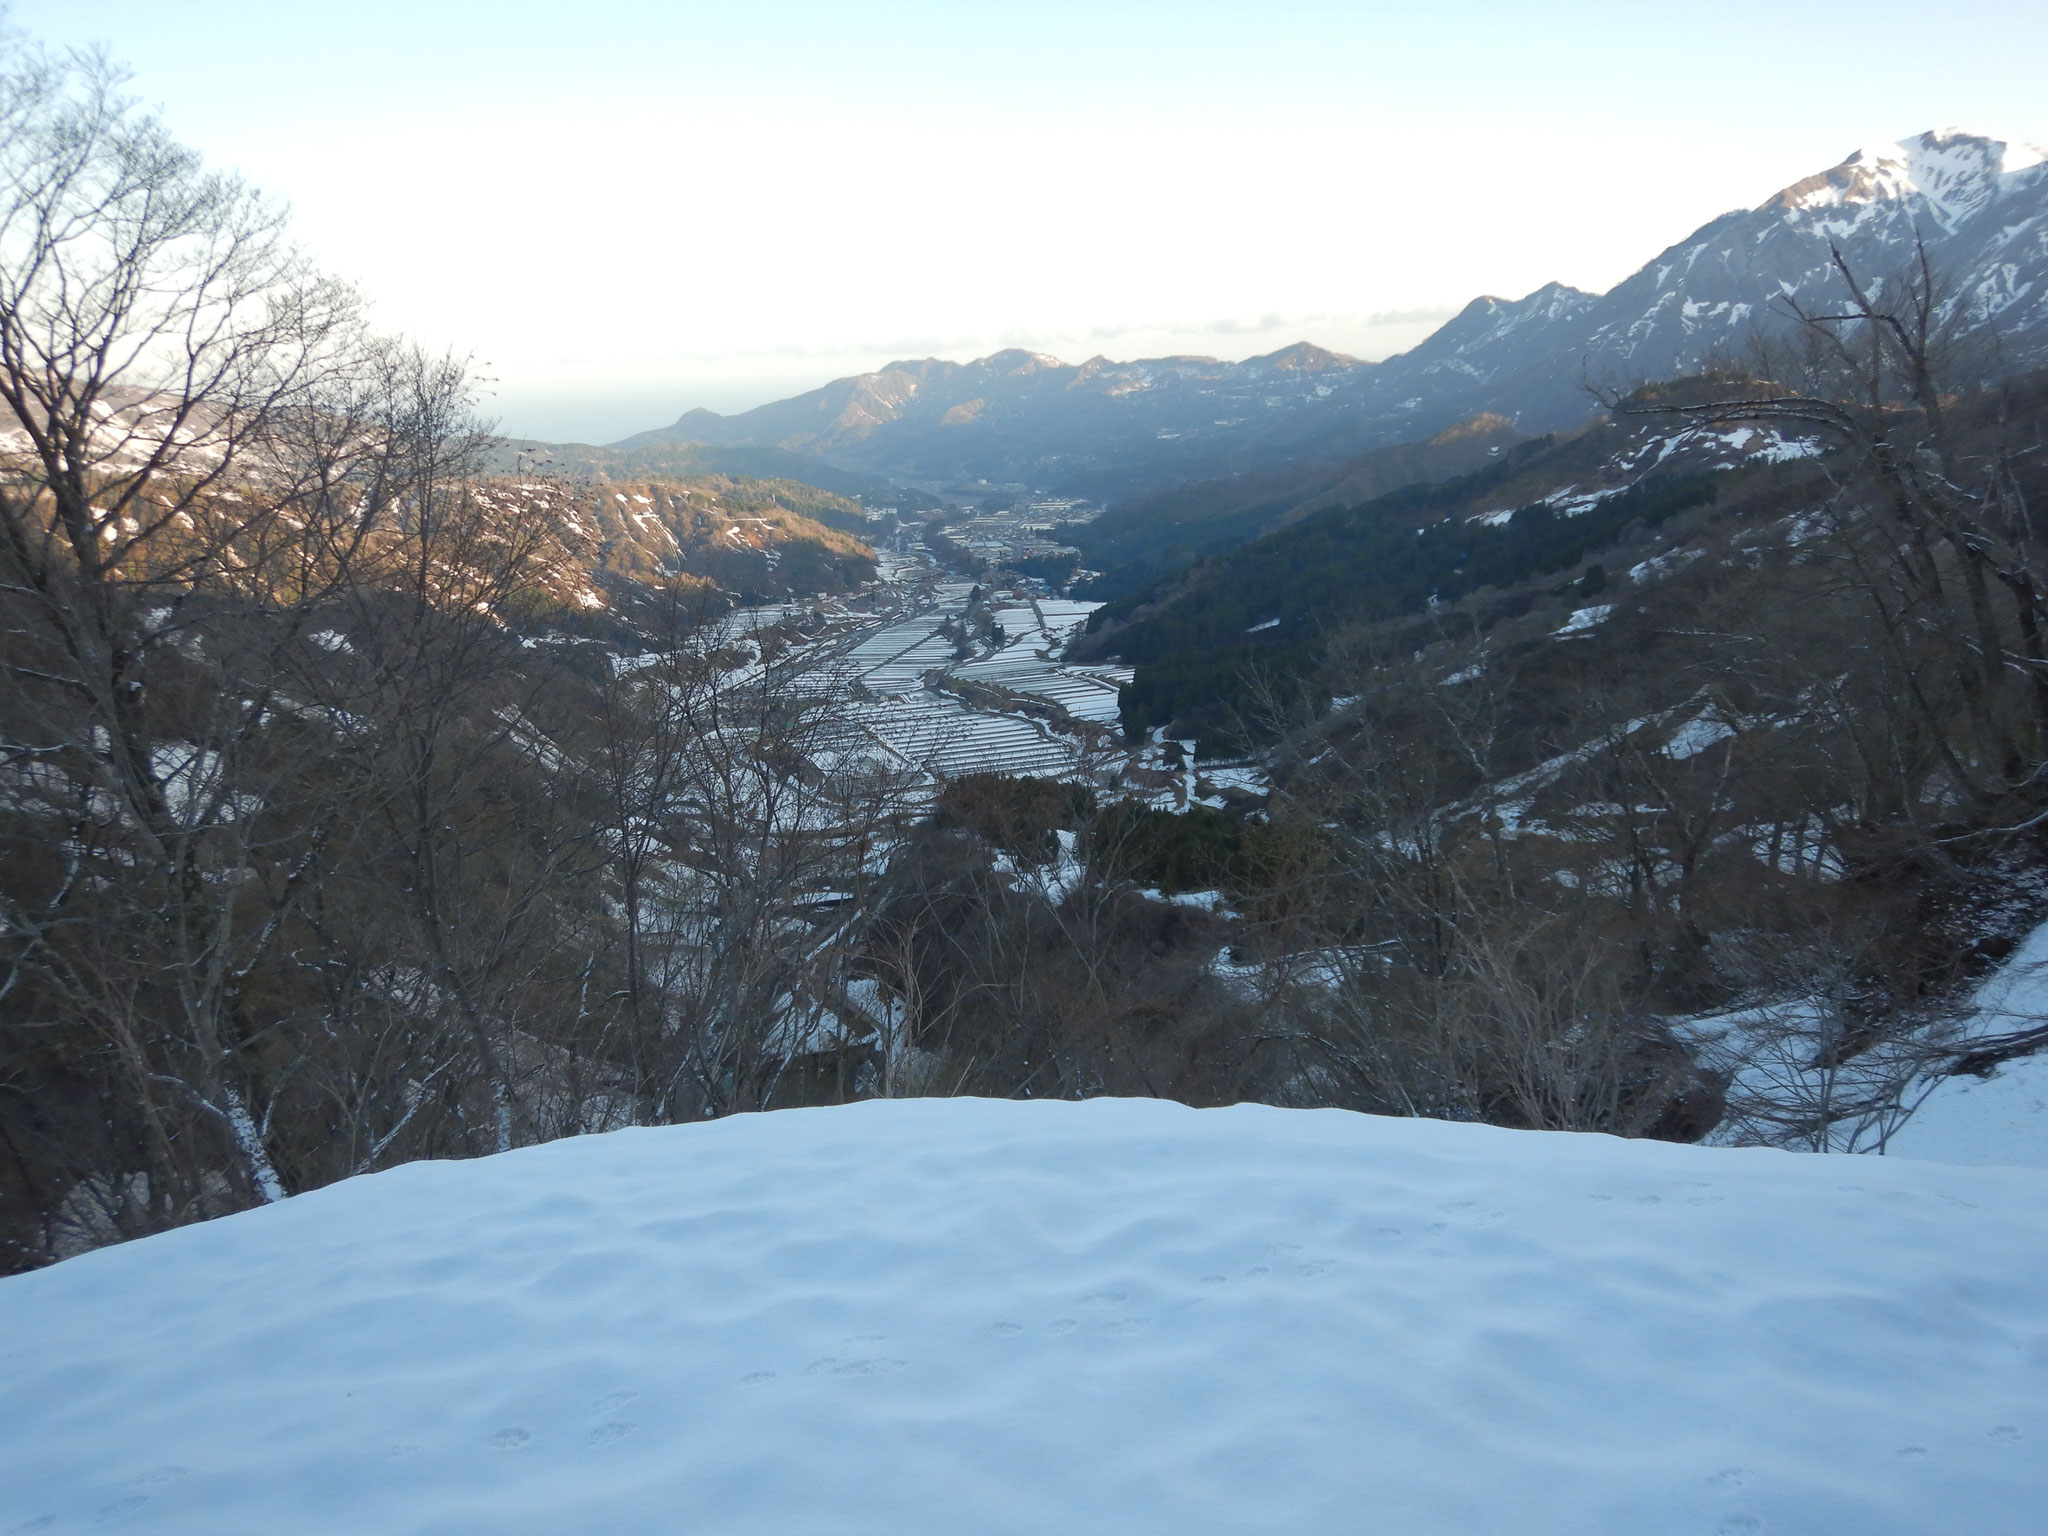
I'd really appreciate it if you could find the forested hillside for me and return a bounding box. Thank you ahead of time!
[485,437,890,525]
[1073,406,1789,745]
[472,473,875,636]
[1070,414,1526,600]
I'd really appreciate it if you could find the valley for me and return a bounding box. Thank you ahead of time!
[6,87,2048,1278]
[738,553,1132,783]
[5,12,2048,1532]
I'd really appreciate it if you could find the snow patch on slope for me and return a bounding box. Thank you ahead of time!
[1774,129,2048,231]
[1890,916,2048,1169]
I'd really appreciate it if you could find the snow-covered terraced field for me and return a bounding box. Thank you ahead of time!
[1034,597,1102,630]
[3,1098,2043,1536]
[1006,669,1126,723]
[951,599,1130,726]
[746,566,1125,778]
[827,620,956,696]
[728,601,817,630]
[990,605,1041,636]
[850,694,1078,777]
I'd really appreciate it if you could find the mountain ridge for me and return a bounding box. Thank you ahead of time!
[596,130,2048,498]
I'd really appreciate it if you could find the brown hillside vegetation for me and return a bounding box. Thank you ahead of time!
[471,476,874,626]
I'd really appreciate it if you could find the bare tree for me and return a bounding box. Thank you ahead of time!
[586,614,922,1120]
[0,40,374,1243]
[1598,242,2048,1090]
[1612,243,2048,809]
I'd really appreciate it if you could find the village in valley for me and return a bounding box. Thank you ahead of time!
[724,494,1261,811]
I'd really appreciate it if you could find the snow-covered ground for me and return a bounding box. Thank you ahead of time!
[1685,912,2048,1166]
[4,1098,2045,1535]
[1889,916,2048,1168]
[1892,1049,2048,1167]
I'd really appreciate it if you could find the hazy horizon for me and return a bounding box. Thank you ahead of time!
[491,309,1459,444]
[14,0,2047,442]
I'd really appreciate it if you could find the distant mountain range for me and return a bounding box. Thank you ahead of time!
[614,341,1367,497]
[606,130,2047,498]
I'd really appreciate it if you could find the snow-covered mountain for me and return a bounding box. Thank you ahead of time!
[1239,128,2048,442]
[1428,129,2048,431]
[614,131,2048,492]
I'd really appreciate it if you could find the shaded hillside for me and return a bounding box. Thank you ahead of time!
[1073,414,1526,599]
[1073,405,1836,745]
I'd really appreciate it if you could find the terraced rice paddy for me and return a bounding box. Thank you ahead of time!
[846,694,1079,777]
[744,562,1132,784]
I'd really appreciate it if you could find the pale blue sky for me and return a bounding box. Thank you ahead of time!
[13,1,2047,441]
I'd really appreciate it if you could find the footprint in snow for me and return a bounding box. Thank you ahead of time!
[1296,1259,1336,1277]
[587,1421,635,1447]
[991,1320,1025,1335]
[1245,1265,1271,1278]
[94,1497,148,1524]
[1896,1445,1930,1458]
[488,1427,532,1450]
[1047,1318,1079,1335]
[739,1371,777,1385]
[1990,1425,2022,1443]
[1102,1317,1150,1335]
[1197,1274,1228,1286]
[9,1517,56,1534]
[1706,1467,1750,1489]
[1715,1517,1764,1535]
[803,1357,907,1377]
[1080,1292,1126,1309]
[592,1390,638,1414]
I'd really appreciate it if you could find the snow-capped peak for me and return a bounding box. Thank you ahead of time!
[1767,129,2047,231]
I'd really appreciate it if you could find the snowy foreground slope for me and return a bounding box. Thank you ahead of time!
[1887,916,2048,1168]
[3,1101,2046,1536]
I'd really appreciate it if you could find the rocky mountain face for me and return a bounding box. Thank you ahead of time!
[612,131,2047,495]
